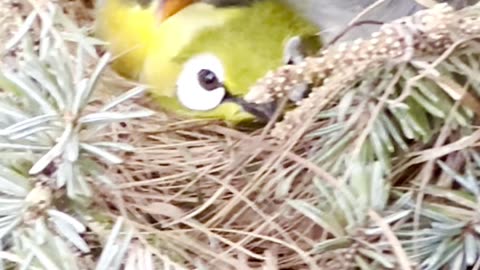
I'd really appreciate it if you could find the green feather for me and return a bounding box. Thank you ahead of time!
[175,0,319,96]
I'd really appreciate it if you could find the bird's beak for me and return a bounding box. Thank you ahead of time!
[159,0,196,22]
[223,95,277,122]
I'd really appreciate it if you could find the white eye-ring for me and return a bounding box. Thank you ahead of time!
[176,54,226,111]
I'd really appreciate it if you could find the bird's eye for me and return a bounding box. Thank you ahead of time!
[197,69,220,91]
[176,54,226,111]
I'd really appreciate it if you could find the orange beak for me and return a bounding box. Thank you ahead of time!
[159,0,196,21]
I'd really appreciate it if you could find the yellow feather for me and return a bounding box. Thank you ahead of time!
[96,0,239,83]
[95,0,158,78]
[141,4,241,97]
[96,0,254,123]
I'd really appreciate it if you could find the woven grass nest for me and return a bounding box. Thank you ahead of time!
[1,1,480,269]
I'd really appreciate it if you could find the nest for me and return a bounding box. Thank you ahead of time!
[1,1,480,269]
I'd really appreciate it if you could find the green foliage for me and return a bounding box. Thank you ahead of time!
[283,8,480,267]
[0,3,154,269]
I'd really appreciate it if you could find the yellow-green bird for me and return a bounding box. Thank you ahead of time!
[95,0,320,123]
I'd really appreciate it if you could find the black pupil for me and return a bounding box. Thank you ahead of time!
[198,69,220,91]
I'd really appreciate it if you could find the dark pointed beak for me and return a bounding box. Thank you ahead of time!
[223,95,277,122]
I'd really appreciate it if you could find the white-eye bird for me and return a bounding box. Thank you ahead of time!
[95,0,472,123]
[95,0,320,123]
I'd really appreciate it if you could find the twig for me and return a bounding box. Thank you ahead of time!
[368,210,413,270]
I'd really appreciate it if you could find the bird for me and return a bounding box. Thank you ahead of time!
[95,0,473,123]
[95,0,320,124]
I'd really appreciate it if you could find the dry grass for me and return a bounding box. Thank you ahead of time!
[93,104,324,268]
